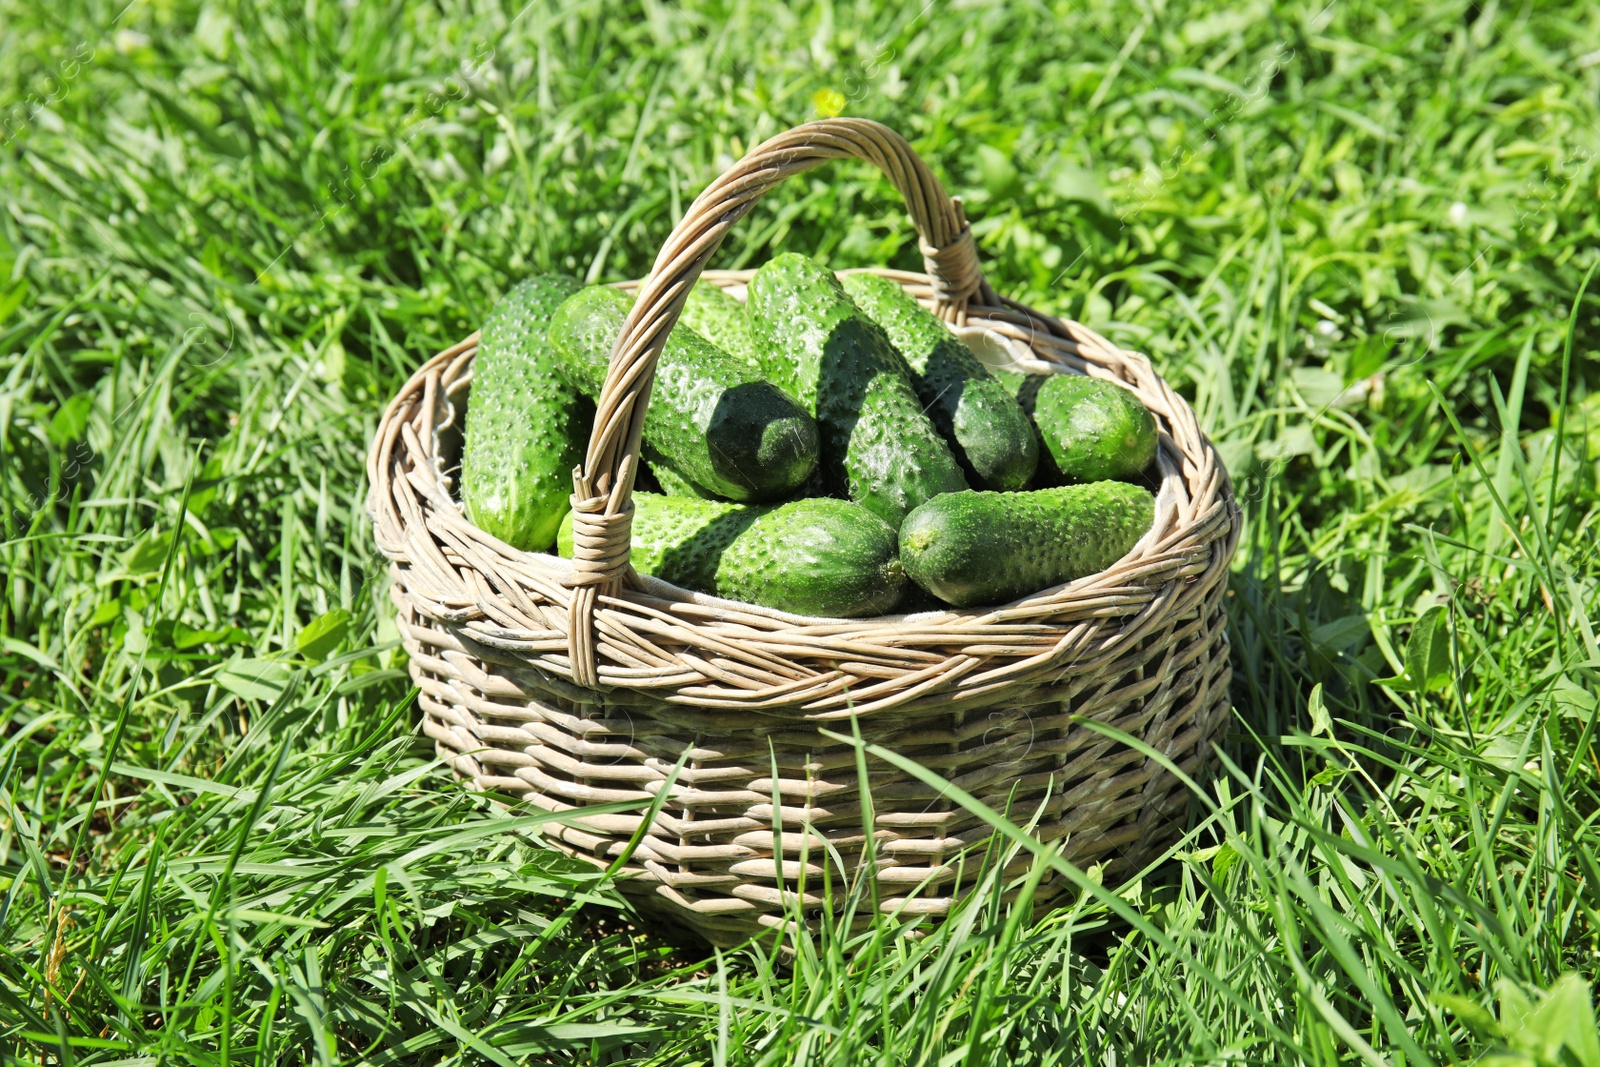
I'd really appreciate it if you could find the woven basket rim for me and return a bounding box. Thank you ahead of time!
[367,266,1239,721]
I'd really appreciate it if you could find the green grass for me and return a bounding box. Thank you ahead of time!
[4,0,1600,1062]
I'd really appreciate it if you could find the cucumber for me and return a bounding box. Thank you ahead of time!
[894,582,949,615]
[899,482,1154,607]
[746,254,968,524]
[549,285,819,502]
[987,367,1049,420]
[460,273,586,552]
[841,273,1038,491]
[649,461,717,499]
[678,281,758,368]
[1027,374,1158,484]
[558,492,904,617]
[988,366,1032,401]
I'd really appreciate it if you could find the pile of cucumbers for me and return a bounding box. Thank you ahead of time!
[459,254,1159,617]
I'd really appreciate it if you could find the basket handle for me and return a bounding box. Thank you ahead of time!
[563,117,994,687]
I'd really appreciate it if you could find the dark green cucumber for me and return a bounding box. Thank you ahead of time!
[894,582,949,615]
[460,273,586,552]
[678,281,758,368]
[558,492,904,617]
[549,285,819,502]
[649,461,717,500]
[746,254,967,524]
[1027,374,1158,484]
[988,366,1030,400]
[841,272,1038,491]
[899,483,1154,607]
[990,367,1050,412]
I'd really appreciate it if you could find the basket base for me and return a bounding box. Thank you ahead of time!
[446,741,1202,951]
[601,821,1183,951]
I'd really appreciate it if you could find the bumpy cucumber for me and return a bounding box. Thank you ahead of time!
[460,273,586,552]
[548,285,818,502]
[899,482,1155,607]
[649,461,717,499]
[678,282,758,368]
[1027,374,1158,484]
[841,273,1038,491]
[558,492,904,617]
[746,254,967,524]
[988,366,1031,400]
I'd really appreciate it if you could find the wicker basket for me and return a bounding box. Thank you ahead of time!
[367,118,1240,946]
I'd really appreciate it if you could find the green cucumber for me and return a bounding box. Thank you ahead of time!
[899,483,1154,607]
[649,461,717,499]
[678,281,758,368]
[460,273,586,552]
[988,366,1032,401]
[558,492,904,617]
[1027,374,1158,484]
[746,253,968,524]
[841,272,1038,491]
[992,368,1052,420]
[548,285,819,502]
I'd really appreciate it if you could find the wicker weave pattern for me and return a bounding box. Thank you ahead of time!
[367,120,1240,945]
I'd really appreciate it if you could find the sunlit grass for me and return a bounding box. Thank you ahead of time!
[2,0,1599,1062]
